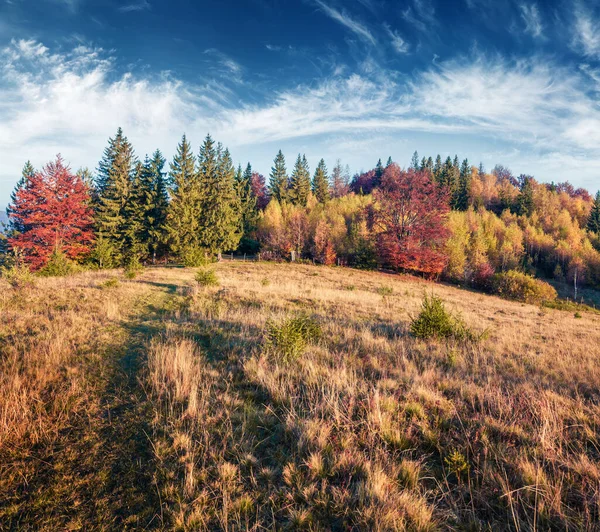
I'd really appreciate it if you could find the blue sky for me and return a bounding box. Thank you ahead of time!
[1,0,600,207]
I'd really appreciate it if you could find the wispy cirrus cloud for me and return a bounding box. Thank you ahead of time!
[2,38,600,202]
[118,0,151,13]
[572,2,600,58]
[384,24,409,54]
[519,3,543,38]
[312,0,376,45]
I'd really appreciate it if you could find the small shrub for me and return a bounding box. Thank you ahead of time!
[377,285,393,297]
[344,284,356,291]
[38,250,81,277]
[102,277,119,289]
[261,277,270,286]
[445,449,469,480]
[492,270,557,304]
[574,311,582,319]
[195,268,219,287]
[181,246,210,267]
[124,258,143,280]
[410,293,482,342]
[1,262,36,288]
[265,314,322,362]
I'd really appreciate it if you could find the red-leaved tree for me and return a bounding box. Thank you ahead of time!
[8,155,95,269]
[372,164,450,277]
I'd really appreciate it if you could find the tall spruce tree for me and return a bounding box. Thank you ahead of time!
[141,150,168,262]
[269,150,288,202]
[440,156,459,194]
[165,134,202,264]
[121,161,148,264]
[410,151,420,171]
[374,158,384,187]
[386,156,393,167]
[312,158,330,203]
[289,154,311,206]
[197,138,241,254]
[588,191,600,234]
[514,175,534,217]
[452,158,471,211]
[95,127,138,266]
[236,163,258,251]
[7,161,35,236]
[433,155,442,182]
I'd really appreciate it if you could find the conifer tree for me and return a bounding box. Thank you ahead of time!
[426,157,434,174]
[197,137,241,254]
[237,163,258,251]
[453,155,460,171]
[441,156,459,193]
[289,154,311,206]
[514,175,534,217]
[312,158,330,203]
[374,158,384,187]
[122,161,147,264]
[478,163,485,178]
[386,156,393,167]
[141,150,168,262]
[7,161,35,235]
[165,134,202,265]
[95,127,138,266]
[433,155,442,182]
[587,191,600,234]
[330,160,350,198]
[269,150,288,202]
[411,151,420,171]
[453,158,471,211]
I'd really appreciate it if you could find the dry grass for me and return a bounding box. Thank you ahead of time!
[1,262,600,529]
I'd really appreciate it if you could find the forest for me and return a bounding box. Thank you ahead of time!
[3,127,600,303]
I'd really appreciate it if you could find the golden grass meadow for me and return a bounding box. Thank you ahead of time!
[1,261,599,530]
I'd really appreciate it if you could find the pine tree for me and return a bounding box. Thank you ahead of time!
[237,163,258,251]
[122,161,148,264]
[95,127,138,266]
[478,163,485,178]
[141,150,168,262]
[419,157,427,171]
[7,161,35,235]
[410,151,420,171]
[433,155,442,182]
[426,157,434,174]
[330,160,350,198]
[269,150,288,202]
[289,154,311,206]
[514,175,534,217]
[197,137,241,254]
[440,156,459,193]
[453,158,471,211]
[587,191,600,234]
[453,155,460,171]
[374,158,384,187]
[312,158,330,203]
[386,156,393,167]
[165,134,202,265]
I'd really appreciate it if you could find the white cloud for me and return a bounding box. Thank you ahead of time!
[573,2,600,58]
[313,0,376,45]
[519,3,543,38]
[2,40,600,203]
[118,0,151,13]
[384,24,409,54]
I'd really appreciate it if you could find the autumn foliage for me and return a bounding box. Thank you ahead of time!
[8,156,94,269]
[372,165,450,276]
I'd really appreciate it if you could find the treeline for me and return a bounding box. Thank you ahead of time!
[3,130,600,297]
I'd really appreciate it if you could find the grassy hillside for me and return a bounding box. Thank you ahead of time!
[1,262,599,530]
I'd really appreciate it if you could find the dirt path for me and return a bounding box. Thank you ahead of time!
[2,279,181,531]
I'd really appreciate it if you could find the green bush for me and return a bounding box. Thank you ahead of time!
[265,315,322,362]
[102,277,120,289]
[195,268,219,287]
[410,293,480,342]
[181,246,210,267]
[38,250,81,277]
[492,270,557,304]
[124,258,143,280]
[1,262,36,288]
[376,285,393,296]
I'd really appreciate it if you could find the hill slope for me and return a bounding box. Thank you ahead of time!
[1,262,599,529]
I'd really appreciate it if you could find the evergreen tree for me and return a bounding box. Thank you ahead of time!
[433,155,442,182]
[426,157,434,175]
[122,161,148,264]
[269,150,288,202]
[410,151,420,171]
[197,137,241,254]
[440,156,459,193]
[514,175,534,217]
[386,156,393,167]
[95,127,138,266]
[142,150,169,262]
[419,157,427,171]
[312,158,330,203]
[236,163,258,251]
[374,158,384,187]
[587,191,600,234]
[453,158,471,211]
[289,154,311,206]
[478,163,485,178]
[7,161,35,235]
[165,134,202,264]
[453,155,460,171]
